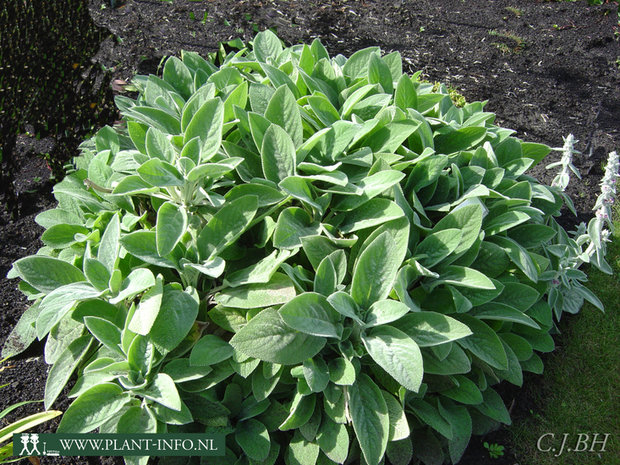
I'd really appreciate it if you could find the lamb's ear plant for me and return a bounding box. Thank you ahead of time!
[543,140,617,319]
[546,133,581,191]
[3,30,615,465]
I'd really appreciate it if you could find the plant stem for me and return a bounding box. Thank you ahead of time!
[248,196,292,229]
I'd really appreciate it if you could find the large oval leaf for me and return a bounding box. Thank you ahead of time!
[57,383,130,433]
[393,312,472,347]
[149,288,199,353]
[351,229,408,309]
[279,292,341,339]
[362,326,423,392]
[265,85,303,147]
[197,195,258,260]
[348,374,389,465]
[215,273,296,309]
[236,419,270,461]
[261,124,296,183]
[10,256,86,294]
[44,335,92,410]
[230,307,325,365]
[453,314,508,370]
[156,202,188,256]
[183,97,224,160]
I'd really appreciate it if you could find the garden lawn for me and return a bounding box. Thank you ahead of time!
[509,210,620,465]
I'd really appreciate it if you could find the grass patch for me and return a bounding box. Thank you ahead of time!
[509,213,620,465]
[505,6,523,17]
[488,29,526,54]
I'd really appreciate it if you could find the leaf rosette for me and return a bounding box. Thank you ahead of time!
[3,30,600,465]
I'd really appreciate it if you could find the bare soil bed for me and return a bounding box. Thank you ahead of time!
[1,0,618,464]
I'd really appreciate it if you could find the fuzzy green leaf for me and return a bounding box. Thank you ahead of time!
[279,292,341,339]
[265,85,303,147]
[197,195,258,259]
[303,357,330,393]
[156,202,188,256]
[317,417,349,464]
[352,229,408,308]
[137,158,184,187]
[392,312,473,347]
[190,335,234,366]
[348,374,389,465]
[362,326,423,392]
[274,207,320,249]
[139,373,182,411]
[261,124,297,183]
[183,97,224,160]
[230,307,325,365]
[11,256,86,294]
[44,335,92,410]
[253,30,283,62]
[149,288,199,353]
[216,273,296,309]
[236,419,271,461]
[364,299,410,327]
[57,383,130,433]
[454,314,508,370]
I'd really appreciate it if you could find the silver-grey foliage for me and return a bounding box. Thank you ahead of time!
[3,31,612,465]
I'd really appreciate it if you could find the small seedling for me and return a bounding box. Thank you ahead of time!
[448,87,467,107]
[505,6,523,16]
[484,442,505,459]
[227,38,245,49]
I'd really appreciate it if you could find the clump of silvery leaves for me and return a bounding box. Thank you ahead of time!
[4,31,615,465]
[543,138,617,318]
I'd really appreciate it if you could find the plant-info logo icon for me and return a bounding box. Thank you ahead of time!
[17,433,59,456]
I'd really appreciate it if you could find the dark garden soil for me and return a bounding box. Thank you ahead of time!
[1,0,619,464]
